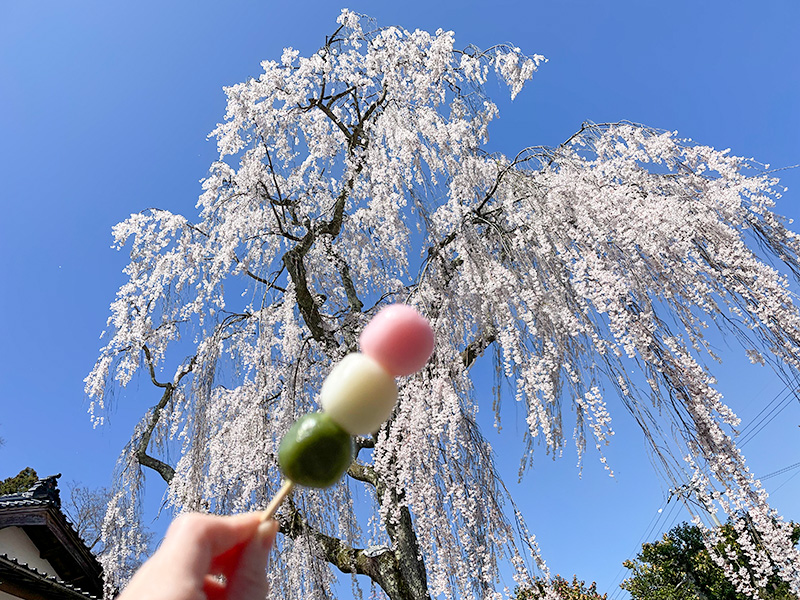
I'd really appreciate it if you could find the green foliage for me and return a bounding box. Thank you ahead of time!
[515,575,607,599]
[0,467,38,495]
[621,521,799,600]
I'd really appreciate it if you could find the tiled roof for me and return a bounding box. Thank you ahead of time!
[0,474,62,506]
[0,496,50,508]
[0,474,105,597]
[0,553,100,600]
[0,494,88,546]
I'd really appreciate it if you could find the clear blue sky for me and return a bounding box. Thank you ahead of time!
[2,1,799,598]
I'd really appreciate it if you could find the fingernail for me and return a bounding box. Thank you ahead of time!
[256,519,277,550]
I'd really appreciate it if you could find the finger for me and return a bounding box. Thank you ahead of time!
[158,512,263,581]
[225,519,278,597]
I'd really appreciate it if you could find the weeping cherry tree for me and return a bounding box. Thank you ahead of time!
[86,10,800,600]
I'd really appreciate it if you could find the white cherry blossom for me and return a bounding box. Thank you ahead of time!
[88,11,800,599]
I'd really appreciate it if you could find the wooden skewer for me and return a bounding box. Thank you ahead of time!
[261,479,295,522]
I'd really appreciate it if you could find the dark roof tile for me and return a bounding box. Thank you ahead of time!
[0,497,50,508]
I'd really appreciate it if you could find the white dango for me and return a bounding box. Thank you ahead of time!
[319,352,398,435]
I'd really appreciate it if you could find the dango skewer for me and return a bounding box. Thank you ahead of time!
[261,304,435,521]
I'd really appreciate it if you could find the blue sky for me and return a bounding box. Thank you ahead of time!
[1,1,799,597]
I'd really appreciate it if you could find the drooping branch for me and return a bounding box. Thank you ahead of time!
[135,348,195,484]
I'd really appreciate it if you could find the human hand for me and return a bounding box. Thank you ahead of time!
[117,513,278,600]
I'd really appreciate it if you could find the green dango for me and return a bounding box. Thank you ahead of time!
[277,412,354,488]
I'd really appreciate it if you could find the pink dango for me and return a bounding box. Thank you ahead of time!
[321,304,435,434]
[359,304,436,377]
[265,305,434,518]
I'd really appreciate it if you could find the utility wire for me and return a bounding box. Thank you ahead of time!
[661,496,686,535]
[606,498,681,600]
[736,375,800,448]
[609,461,800,600]
[772,468,800,495]
[606,505,664,600]
[759,461,800,481]
[739,388,798,448]
[737,381,792,436]
[605,382,799,599]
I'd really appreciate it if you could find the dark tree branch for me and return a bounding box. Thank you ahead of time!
[349,86,387,151]
[135,350,196,484]
[375,482,431,600]
[279,76,388,350]
[313,98,353,141]
[141,345,169,389]
[277,504,383,581]
[135,385,177,484]
[460,329,498,369]
[347,460,378,486]
[322,85,358,106]
[278,503,427,600]
[329,248,364,314]
[281,127,368,349]
[255,177,302,243]
[283,235,338,350]
[354,435,375,452]
[233,254,288,290]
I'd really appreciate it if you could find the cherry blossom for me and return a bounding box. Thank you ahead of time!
[87,10,800,599]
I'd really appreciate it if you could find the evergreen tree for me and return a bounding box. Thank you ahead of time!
[0,467,38,495]
[516,575,607,599]
[622,521,800,599]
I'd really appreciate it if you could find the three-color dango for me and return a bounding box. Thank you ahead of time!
[273,305,434,498]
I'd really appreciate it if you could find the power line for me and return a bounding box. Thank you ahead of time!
[606,498,681,600]
[661,495,687,534]
[608,461,800,599]
[737,381,792,436]
[759,461,800,481]
[736,376,800,447]
[605,380,800,599]
[772,468,800,495]
[739,387,799,448]
[605,504,665,600]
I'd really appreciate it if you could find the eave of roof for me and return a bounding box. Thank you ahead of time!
[0,480,104,596]
[0,553,100,600]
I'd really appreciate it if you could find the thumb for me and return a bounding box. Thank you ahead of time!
[226,519,278,599]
